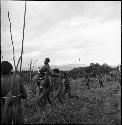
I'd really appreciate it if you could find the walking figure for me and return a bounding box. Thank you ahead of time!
[86,77,90,89]
[62,73,79,100]
[98,75,104,88]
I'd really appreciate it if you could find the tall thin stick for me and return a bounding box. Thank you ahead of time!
[8,11,16,70]
[1,49,3,61]
[20,1,27,75]
[30,60,32,86]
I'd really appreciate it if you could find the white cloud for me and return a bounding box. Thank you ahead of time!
[1,1,121,68]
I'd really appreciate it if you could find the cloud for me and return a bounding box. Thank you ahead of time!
[1,1,121,68]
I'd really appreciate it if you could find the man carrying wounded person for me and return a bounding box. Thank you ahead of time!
[37,58,60,107]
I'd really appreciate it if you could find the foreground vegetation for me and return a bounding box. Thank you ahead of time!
[22,77,121,124]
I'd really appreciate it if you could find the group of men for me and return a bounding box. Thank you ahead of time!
[36,58,61,107]
[1,58,74,124]
[36,58,78,107]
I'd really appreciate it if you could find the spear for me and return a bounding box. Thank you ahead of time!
[30,59,32,86]
[20,1,27,75]
[8,11,16,70]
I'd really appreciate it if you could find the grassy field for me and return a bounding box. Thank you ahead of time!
[22,77,121,124]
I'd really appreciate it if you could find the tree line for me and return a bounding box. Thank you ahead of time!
[21,63,120,84]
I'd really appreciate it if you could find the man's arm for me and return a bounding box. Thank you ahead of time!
[49,70,60,77]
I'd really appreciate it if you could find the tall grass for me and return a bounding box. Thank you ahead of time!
[22,78,121,124]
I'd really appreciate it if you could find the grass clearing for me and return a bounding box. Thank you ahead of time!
[22,78,121,124]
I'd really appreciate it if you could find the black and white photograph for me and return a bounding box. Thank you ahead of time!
[1,1,121,124]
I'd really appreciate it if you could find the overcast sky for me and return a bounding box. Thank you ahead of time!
[1,1,121,69]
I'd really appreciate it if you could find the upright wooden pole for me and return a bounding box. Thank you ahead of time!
[30,59,32,86]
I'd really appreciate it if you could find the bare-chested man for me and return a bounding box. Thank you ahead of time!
[1,61,27,124]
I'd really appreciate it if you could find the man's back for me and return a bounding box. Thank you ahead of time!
[1,74,27,99]
[1,75,12,98]
[1,74,27,124]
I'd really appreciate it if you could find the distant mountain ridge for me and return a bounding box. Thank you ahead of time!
[52,64,86,71]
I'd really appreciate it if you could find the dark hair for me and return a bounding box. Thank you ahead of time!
[1,61,13,75]
[45,58,50,61]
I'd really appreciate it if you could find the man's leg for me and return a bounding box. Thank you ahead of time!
[10,105,24,124]
[101,83,103,88]
[15,115,24,124]
[37,80,40,87]
[39,88,43,95]
[67,86,79,100]
[54,85,63,104]
[58,87,64,104]
[37,89,46,106]
[58,96,63,104]
[33,82,37,93]
[99,81,103,88]
[46,89,53,105]
[53,85,61,99]
[64,85,68,95]
[43,97,47,108]
[49,85,54,102]
[62,87,68,100]
[102,82,104,88]
[101,83,104,88]
[86,82,90,89]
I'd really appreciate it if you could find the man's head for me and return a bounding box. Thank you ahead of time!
[1,61,13,75]
[44,58,50,64]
